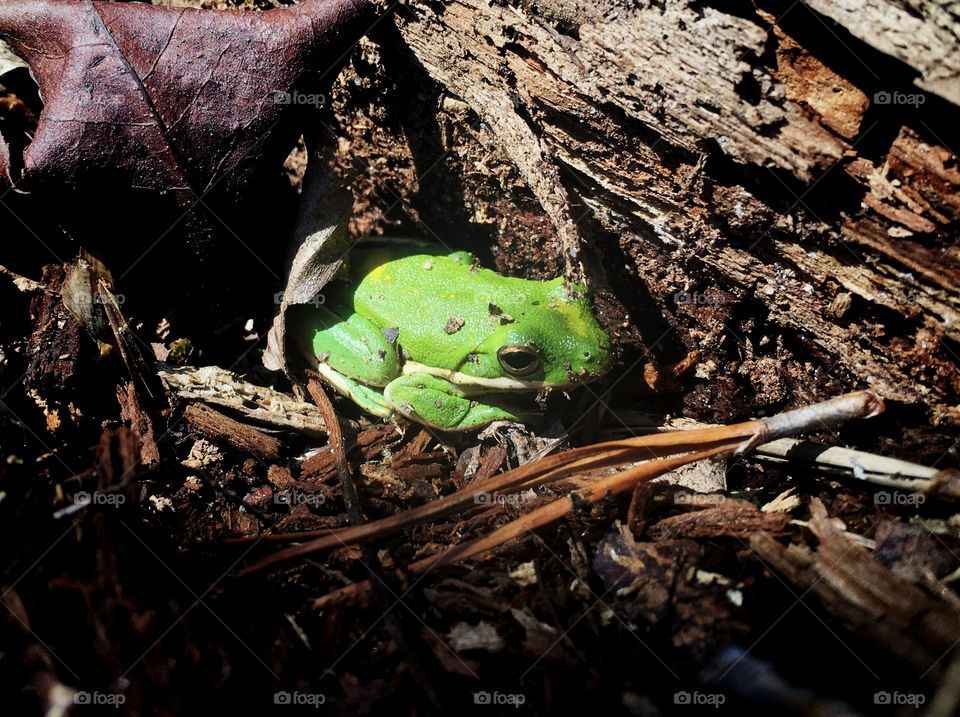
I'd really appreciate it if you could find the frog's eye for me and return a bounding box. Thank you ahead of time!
[497,345,540,376]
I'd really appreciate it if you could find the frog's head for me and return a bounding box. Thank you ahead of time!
[457,283,612,391]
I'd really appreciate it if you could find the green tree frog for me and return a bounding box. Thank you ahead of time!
[312,242,612,431]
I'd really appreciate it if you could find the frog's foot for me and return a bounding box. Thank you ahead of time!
[312,307,400,387]
[383,373,526,431]
[315,364,395,419]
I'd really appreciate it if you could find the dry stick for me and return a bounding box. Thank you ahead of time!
[237,416,795,558]
[311,445,728,610]
[236,391,882,576]
[308,391,883,609]
[235,432,753,573]
[98,279,164,406]
[305,376,442,709]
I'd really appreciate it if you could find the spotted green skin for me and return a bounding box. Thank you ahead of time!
[312,242,612,430]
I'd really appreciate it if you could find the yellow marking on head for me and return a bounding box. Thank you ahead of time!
[384,274,392,280]
[367,265,386,281]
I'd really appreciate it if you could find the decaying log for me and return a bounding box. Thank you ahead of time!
[159,364,328,437]
[354,0,960,424]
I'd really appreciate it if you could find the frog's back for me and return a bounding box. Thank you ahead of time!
[346,248,565,365]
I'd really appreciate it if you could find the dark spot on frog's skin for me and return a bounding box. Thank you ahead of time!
[434,400,443,408]
[444,315,465,334]
[487,303,515,325]
[381,327,399,344]
[378,349,386,359]
[531,300,539,306]
[417,383,426,389]
[584,351,591,359]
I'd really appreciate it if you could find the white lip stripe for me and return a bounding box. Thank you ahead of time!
[400,360,551,391]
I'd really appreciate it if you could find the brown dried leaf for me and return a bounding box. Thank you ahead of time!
[0,0,373,314]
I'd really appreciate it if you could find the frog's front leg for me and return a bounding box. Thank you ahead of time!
[312,307,401,418]
[383,373,524,431]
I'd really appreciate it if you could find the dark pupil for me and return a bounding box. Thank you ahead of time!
[502,349,534,372]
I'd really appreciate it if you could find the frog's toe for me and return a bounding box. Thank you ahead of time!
[316,364,395,418]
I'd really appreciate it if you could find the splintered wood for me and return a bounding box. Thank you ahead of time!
[750,499,960,678]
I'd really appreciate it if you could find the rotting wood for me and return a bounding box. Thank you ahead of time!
[749,498,960,680]
[803,0,960,105]
[377,0,960,424]
[159,364,328,437]
[183,403,282,461]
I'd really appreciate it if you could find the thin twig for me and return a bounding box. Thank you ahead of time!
[236,391,882,576]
